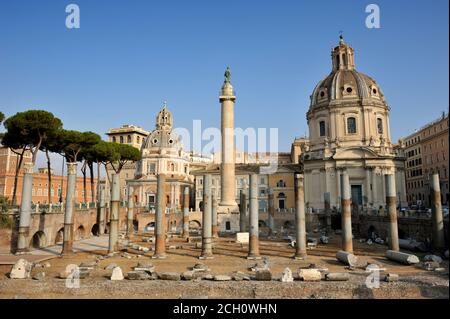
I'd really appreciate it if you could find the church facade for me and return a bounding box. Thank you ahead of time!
[128,103,195,210]
[303,37,407,211]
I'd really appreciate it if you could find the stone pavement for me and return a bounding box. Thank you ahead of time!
[0,235,109,265]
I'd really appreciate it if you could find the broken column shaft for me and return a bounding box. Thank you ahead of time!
[98,186,106,235]
[211,192,218,238]
[239,189,247,232]
[108,173,120,253]
[153,173,167,258]
[267,188,275,235]
[200,174,213,259]
[62,162,77,255]
[182,186,190,239]
[247,173,260,259]
[431,173,445,251]
[324,192,332,234]
[385,174,399,251]
[126,185,134,239]
[294,173,307,259]
[340,170,353,253]
[16,162,33,253]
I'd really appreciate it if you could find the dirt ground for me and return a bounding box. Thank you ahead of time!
[0,234,448,299]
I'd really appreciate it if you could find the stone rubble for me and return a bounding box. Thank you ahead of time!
[325,273,349,281]
[111,267,124,280]
[298,269,322,281]
[255,269,272,281]
[281,268,293,283]
[9,259,33,279]
[127,271,152,280]
[423,255,443,263]
[192,263,210,272]
[214,275,232,281]
[232,271,251,281]
[158,272,181,281]
[384,273,399,282]
[32,272,46,281]
[105,263,118,270]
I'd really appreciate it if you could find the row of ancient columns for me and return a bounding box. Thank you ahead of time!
[338,170,445,253]
[15,165,445,258]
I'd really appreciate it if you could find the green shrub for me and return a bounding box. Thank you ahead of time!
[0,196,12,228]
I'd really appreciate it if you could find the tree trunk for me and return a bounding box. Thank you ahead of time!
[97,162,101,204]
[88,161,95,204]
[104,163,111,184]
[81,161,87,204]
[45,150,52,204]
[11,149,26,206]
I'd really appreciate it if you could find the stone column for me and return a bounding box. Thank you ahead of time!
[200,174,213,259]
[365,168,372,207]
[182,186,190,239]
[336,169,341,209]
[267,188,275,235]
[239,190,247,232]
[153,174,167,258]
[431,173,445,251]
[371,168,378,209]
[99,186,106,235]
[247,173,261,259]
[340,170,353,253]
[16,162,34,253]
[324,192,332,234]
[126,184,134,239]
[62,162,77,255]
[211,191,218,238]
[108,173,120,253]
[294,174,307,259]
[381,171,386,210]
[219,72,238,210]
[385,174,399,251]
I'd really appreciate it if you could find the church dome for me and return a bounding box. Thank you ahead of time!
[142,102,182,151]
[309,36,386,108]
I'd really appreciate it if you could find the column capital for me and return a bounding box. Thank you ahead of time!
[67,162,77,175]
[23,162,34,174]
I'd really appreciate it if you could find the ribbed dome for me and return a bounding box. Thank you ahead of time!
[141,102,182,151]
[310,69,385,107]
[309,36,386,109]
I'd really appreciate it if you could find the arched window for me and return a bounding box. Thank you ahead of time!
[319,121,326,137]
[127,135,131,143]
[347,117,357,134]
[112,136,116,143]
[377,118,383,134]
[119,136,124,143]
[137,136,140,143]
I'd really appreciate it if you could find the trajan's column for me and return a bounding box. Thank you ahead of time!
[218,67,239,214]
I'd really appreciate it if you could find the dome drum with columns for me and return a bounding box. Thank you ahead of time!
[303,36,407,210]
[128,102,193,210]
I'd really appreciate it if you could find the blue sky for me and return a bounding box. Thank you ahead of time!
[1,0,449,157]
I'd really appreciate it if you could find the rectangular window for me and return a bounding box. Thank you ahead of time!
[319,121,326,137]
[148,163,156,174]
[377,118,383,134]
[347,117,357,134]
